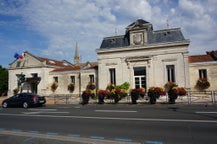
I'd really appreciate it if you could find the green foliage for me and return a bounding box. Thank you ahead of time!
[116,82,130,90]
[0,65,8,96]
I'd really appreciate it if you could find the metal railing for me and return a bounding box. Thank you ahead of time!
[46,90,217,105]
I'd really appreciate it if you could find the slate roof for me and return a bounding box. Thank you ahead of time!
[100,19,186,49]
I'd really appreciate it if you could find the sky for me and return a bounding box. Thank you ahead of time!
[0,0,217,68]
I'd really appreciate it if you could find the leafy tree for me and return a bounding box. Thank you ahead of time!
[0,65,8,96]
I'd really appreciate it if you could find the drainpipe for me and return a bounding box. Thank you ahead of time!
[79,71,81,103]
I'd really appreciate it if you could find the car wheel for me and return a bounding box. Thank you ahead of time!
[23,102,29,108]
[2,102,8,108]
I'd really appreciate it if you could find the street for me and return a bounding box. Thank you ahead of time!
[0,104,217,144]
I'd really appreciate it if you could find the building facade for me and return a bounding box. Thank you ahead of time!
[8,50,98,96]
[96,19,190,90]
[189,51,217,90]
[8,19,195,98]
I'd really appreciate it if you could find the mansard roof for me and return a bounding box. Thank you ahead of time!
[100,19,187,49]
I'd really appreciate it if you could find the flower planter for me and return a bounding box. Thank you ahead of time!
[98,94,105,104]
[113,94,120,104]
[148,92,158,104]
[81,93,89,105]
[149,97,157,104]
[131,94,139,104]
[168,94,178,104]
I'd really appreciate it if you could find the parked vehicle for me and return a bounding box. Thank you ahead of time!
[2,93,46,108]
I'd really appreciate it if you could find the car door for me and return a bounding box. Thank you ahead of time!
[16,94,26,106]
[9,94,20,106]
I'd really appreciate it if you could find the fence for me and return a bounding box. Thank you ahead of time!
[47,94,80,104]
[46,90,217,105]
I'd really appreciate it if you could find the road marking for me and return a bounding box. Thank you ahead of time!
[0,130,140,144]
[12,129,22,132]
[115,138,132,142]
[28,109,57,111]
[47,132,58,135]
[67,134,80,137]
[29,130,39,133]
[195,111,217,114]
[1,113,217,123]
[95,110,137,113]
[90,136,105,140]
[0,128,5,131]
[24,137,35,142]
[146,140,163,144]
[23,111,69,115]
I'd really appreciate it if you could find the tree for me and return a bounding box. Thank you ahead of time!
[0,65,8,96]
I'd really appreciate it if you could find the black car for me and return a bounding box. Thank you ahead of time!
[2,93,46,108]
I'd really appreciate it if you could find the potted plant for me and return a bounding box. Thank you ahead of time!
[165,82,178,104]
[87,82,96,90]
[110,88,128,103]
[177,87,187,96]
[13,87,19,95]
[130,87,145,104]
[196,78,210,90]
[168,87,179,104]
[81,90,91,105]
[148,87,166,104]
[68,83,75,93]
[106,82,129,104]
[51,82,58,93]
[97,89,110,104]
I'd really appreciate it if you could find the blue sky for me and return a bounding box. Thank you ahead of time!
[0,0,217,68]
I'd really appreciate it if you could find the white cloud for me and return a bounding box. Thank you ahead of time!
[0,0,216,67]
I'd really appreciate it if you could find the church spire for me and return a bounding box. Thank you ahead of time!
[74,42,80,64]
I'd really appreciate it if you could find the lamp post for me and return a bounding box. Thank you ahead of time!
[16,72,25,93]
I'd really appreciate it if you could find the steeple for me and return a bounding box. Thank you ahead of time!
[74,42,80,64]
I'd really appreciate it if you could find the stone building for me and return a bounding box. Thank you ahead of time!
[96,19,190,90]
[8,47,98,96]
[189,51,217,90]
[8,19,192,98]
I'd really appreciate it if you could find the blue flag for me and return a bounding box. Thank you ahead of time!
[14,53,19,59]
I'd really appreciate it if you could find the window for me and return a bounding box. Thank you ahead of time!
[70,76,75,83]
[199,69,207,79]
[89,75,94,83]
[133,67,146,89]
[109,68,116,85]
[166,65,175,82]
[53,76,58,83]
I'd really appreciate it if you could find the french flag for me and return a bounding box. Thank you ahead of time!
[14,52,25,60]
[19,53,25,59]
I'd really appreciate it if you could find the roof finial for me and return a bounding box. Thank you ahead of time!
[166,19,170,28]
[115,27,117,36]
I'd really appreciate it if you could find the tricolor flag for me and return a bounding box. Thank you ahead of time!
[14,52,25,60]
[19,53,25,59]
[14,53,19,59]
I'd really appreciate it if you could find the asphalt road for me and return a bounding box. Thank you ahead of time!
[0,104,217,144]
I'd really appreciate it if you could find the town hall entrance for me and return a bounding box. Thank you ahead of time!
[133,67,146,89]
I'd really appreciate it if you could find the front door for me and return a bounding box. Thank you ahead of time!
[134,67,146,89]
